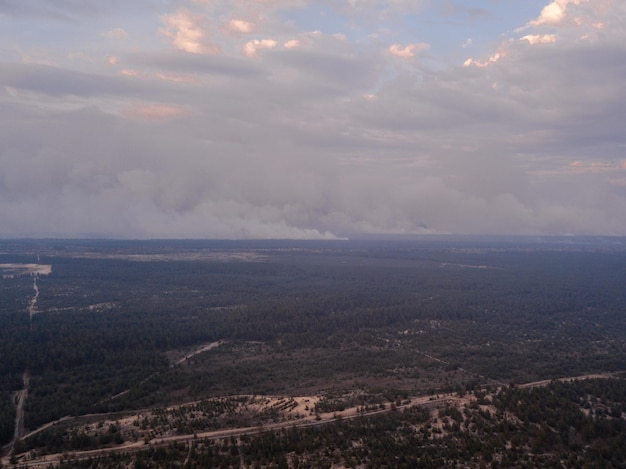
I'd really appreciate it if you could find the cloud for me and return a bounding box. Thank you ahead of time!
[531,1,569,26]
[388,43,429,59]
[529,0,584,26]
[127,51,261,77]
[161,9,220,54]
[102,28,128,40]
[521,34,557,45]
[243,39,278,57]
[439,2,490,19]
[284,39,301,49]
[0,1,158,22]
[120,69,139,77]
[345,0,425,15]
[1,0,626,238]
[0,63,159,97]
[464,49,505,67]
[155,72,198,83]
[269,45,381,93]
[227,19,255,34]
[121,104,192,121]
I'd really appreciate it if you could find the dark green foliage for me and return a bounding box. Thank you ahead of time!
[0,390,16,445]
[494,378,626,460]
[49,377,626,469]
[1,237,626,466]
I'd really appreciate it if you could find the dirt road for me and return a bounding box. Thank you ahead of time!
[172,340,223,366]
[2,372,29,457]
[3,372,620,468]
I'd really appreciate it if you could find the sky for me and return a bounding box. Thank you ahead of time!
[1,0,625,239]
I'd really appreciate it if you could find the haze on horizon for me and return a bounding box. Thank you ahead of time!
[1,1,625,239]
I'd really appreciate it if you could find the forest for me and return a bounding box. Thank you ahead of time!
[1,236,625,467]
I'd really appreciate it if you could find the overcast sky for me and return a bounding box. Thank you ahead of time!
[1,0,625,239]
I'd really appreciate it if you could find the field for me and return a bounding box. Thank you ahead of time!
[1,236,625,467]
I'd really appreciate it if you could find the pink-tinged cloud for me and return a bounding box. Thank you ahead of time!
[521,34,557,45]
[228,19,255,34]
[569,160,624,174]
[120,69,139,77]
[103,28,128,40]
[464,49,506,68]
[107,56,120,65]
[121,68,197,83]
[243,39,277,57]
[388,43,429,59]
[569,161,585,173]
[122,104,192,121]
[529,0,589,27]
[156,72,199,84]
[284,39,300,49]
[161,9,219,54]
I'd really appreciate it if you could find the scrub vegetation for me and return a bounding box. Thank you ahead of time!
[1,237,625,467]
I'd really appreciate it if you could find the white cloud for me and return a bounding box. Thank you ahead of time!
[243,39,277,57]
[531,1,567,26]
[284,39,300,49]
[528,0,590,27]
[120,69,139,77]
[388,43,429,59]
[161,9,219,54]
[227,19,255,34]
[521,34,558,45]
[1,0,626,237]
[464,49,505,67]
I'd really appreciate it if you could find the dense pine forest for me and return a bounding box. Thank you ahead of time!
[1,237,625,467]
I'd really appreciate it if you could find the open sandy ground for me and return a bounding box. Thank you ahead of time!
[0,264,52,277]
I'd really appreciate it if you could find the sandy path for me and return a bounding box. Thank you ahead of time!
[518,372,617,389]
[0,392,460,468]
[96,341,225,406]
[28,275,39,328]
[2,372,29,457]
[2,274,41,458]
[3,368,620,468]
[173,340,223,366]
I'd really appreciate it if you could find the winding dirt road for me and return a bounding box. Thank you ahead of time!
[2,274,40,458]
[2,372,29,457]
[3,371,619,468]
[28,275,39,329]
